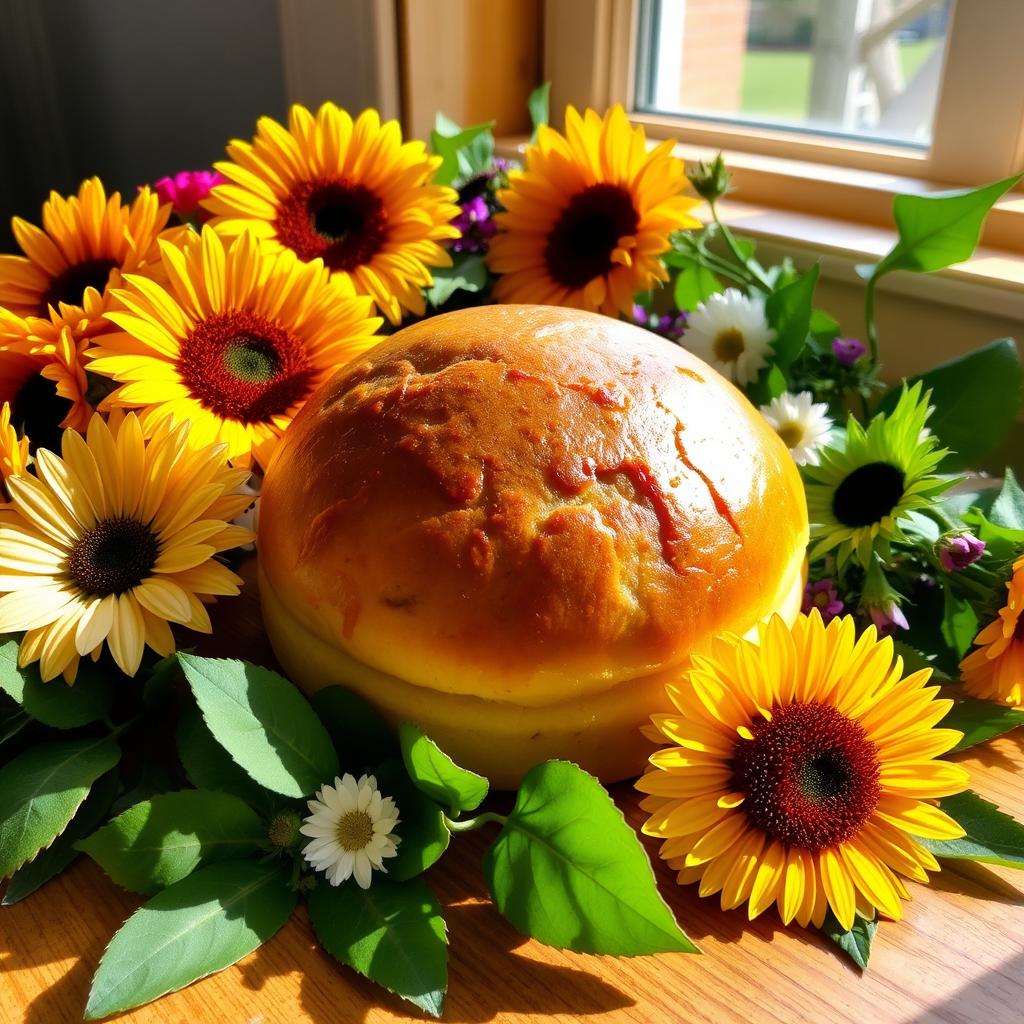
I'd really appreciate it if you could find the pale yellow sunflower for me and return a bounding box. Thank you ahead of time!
[0,411,254,681]
[639,612,969,931]
[0,178,173,331]
[487,105,702,316]
[202,103,461,323]
[85,226,382,470]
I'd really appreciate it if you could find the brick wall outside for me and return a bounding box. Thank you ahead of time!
[677,0,752,113]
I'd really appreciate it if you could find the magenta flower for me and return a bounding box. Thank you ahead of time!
[939,533,986,571]
[802,579,844,623]
[832,337,866,367]
[452,195,497,254]
[152,170,225,220]
[632,304,688,342]
[868,601,909,637]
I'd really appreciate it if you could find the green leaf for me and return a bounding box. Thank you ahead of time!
[874,174,1022,277]
[990,467,1024,531]
[430,118,495,186]
[919,790,1024,869]
[425,253,488,307]
[810,307,840,342]
[671,256,723,311]
[0,638,112,729]
[176,706,281,818]
[891,641,951,681]
[941,589,978,660]
[372,759,449,881]
[399,723,489,814]
[0,734,120,878]
[875,340,1021,471]
[178,654,339,799]
[2,769,119,905]
[78,790,267,894]
[310,686,399,775]
[527,82,550,144]
[765,264,818,369]
[84,860,296,1020]
[822,910,877,970]
[309,875,447,1018]
[484,760,698,955]
[945,699,1024,752]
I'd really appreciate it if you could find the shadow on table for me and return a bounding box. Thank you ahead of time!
[912,951,1024,1024]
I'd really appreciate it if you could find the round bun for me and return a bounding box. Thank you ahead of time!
[259,305,808,787]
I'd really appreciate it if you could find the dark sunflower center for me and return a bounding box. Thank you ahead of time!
[274,178,389,272]
[544,183,639,290]
[11,373,73,455]
[731,701,880,851]
[1014,615,1024,643]
[832,461,906,528]
[66,517,159,597]
[40,258,117,314]
[177,311,314,424]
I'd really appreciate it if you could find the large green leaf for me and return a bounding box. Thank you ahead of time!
[990,467,1024,531]
[484,760,698,955]
[0,638,112,729]
[822,910,877,970]
[527,81,550,144]
[945,699,1024,752]
[874,174,1022,277]
[78,790,267,894]
[764,264,818,369]
[310,686,400,775]
[430,116,495,186]
[0,734,120,878]
[875,340,1021,470]
[309,875,447,1018]
[372,759,449,881]
[399,723,489,814]
[2,769,119,905]
[671,255,722,311]
[178,655,338,798]
[425,253,488,307]
[918,790,1024,869]
[84,860,296,1020]
[941,590,978,661]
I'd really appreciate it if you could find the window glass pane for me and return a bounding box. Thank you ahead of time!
[636,0,952,147]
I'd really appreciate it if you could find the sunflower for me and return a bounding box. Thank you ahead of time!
[0,178,173,331]
[0,402,29,501]
[960,556,1024,706]
[0,411,254,682]
[202,103,460,323]
[639,612,969,930]
[804,383,951,568]
[486,105,701,316]
[85,226,382,470]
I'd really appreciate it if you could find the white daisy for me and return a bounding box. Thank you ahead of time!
[760,391,834,467]
[683,288,776,386]
[300,773,401,889]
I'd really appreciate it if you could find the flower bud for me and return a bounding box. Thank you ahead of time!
[686,153,730,203]
[832,337,866,367]
[267,810,302,850]
[939,533,986,571]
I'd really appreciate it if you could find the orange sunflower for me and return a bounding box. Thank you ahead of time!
[202,103,461,323]
[487,105,702,316]
[960,556,1024,706]
[0,178,174,332]
[0,402,29,502]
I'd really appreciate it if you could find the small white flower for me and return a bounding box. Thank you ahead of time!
[683,288,776,386]
[760,391,834,467]
[300,773,400,889]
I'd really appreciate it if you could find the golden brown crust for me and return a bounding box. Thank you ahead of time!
[259,305,809,705]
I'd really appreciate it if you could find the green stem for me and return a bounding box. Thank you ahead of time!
[443,811,508,833]
[709,200,773,292]
[864,274,880,368]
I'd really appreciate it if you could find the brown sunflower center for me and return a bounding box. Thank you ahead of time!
[11,372,73,455]
[67,517,159,597]
[177,311,315,424]
[40,258,118,314]
[731,701,880,851]
[335,810,375,852]
[544,183,639,290]
[832,461,906,528]
[713,328,746,363]
[274,178,389,272]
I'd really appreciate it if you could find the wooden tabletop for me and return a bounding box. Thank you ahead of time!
[3,560,1024,1024]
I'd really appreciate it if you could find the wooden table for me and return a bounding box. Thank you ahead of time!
[3,560,1024,1024]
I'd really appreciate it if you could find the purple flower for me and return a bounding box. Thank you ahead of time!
[868,601,909,637]
[451,195,497,254]
[632,305,688,342]
[152,169,224,220]
[939,533,986,571]
[832,337,866,367]
[802,579,844,623]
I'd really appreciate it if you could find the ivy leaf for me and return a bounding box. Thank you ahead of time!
[989,468,1024,532]
[84,860,296,1020]
[430,116,495,186]
[78,790,268,894]
[372,759,449,881]
[425,253,488,307]
[0,734,120,878]
[875,340,1021,471]
[945,699,1024,752]
[918,790,1024,869]
[873,174,1022,277]
[765,263,819,369]
[0,638,112,729]
[178,654,339,798]
[308,875,447,1018]
[484,760,698,955]
[822,910,877,970]
[527,81,550,143]
[671,255,722,311]
[311,686,400,775]
[399,723,489,814]
[2,769,119,905]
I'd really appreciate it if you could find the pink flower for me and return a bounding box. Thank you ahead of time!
[151,170,225,220]
[939,533,986,571]
[802,579,844,623]
[868,601,909,637]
